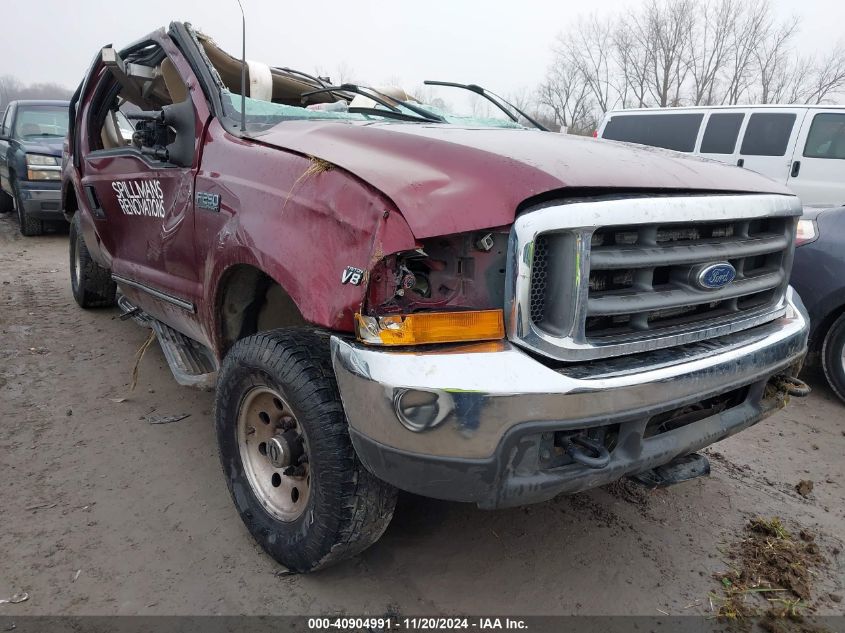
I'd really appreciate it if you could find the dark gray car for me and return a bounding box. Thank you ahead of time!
[792,205,845,403]
[0,100,69,236]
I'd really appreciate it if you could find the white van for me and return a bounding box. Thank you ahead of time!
[596,105,845,206]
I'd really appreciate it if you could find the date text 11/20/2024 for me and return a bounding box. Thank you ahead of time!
[307,617,528,630]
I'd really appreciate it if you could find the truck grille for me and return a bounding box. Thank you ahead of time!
[507,195,801,362]
[578,218,789,338]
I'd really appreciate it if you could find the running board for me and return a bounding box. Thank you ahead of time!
[117,294,152,328]
[118,295,218,390]
[149,320,218,390]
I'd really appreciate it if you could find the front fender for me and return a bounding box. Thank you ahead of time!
[198,124,418,353]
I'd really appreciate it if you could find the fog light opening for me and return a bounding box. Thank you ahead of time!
[393,389,451,432]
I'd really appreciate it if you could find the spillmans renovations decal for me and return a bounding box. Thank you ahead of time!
[112,179,165,218]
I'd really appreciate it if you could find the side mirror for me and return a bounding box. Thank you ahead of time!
[125,101,196,168]
[162,100,195,168]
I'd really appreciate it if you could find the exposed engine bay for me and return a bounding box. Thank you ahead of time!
[364,231,509,316]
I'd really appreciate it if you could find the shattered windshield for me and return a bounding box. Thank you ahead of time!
[223,89,526,132]
[193,27,525,132]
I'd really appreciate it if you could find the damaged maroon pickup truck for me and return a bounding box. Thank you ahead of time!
[64,22,810,572]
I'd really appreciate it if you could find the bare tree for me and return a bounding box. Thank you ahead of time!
[686,0,737,104]
[539,0,845,133]
[556,15,617,113]
[313,62,357,86]
[0,76,23,110]
[536,60,596,134]
[613,22,653,108]
[720,0,770,104]
[754,17,800,104]
[637,0,696,107]
[0,75,72,110]
[804,45,845,104]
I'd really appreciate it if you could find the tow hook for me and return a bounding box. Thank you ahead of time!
[564,436,611,469]
[771,374,812,398]
[631,453,711,488]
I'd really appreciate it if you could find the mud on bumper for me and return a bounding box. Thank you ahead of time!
[330,290,809,509]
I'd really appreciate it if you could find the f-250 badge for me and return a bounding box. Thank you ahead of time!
[196,191,221,212]
[341,266,364,285]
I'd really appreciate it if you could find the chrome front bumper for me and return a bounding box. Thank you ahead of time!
[330,289,809,508]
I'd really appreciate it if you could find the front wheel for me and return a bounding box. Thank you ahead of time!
[69,213,117,308]
[822,313,845,404]
[0,188,13,213]
[215,329,397,573]
[15,184,43,236]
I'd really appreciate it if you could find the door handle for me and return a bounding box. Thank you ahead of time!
[790,161,801,178]
[737,158,744,167]
[84,185,106,219]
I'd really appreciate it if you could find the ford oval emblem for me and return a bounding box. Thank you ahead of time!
[695,262,737,290]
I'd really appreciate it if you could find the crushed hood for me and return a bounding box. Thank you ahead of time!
[256,121,794,239]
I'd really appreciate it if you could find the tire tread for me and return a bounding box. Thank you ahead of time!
[215,328,397,572]
[70,213,117,308]
[821,312,845,404]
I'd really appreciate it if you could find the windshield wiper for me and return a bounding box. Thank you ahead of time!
[363,87,446,123]
[302,84,402,111]
[347,107,435,123]
[423,80,549,131]
[301,83,443,123]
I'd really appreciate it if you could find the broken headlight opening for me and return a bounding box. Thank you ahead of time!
[356,230,509,346]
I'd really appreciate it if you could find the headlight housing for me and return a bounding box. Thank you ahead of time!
[25,154,61,180]
[356,231,509,346]
[795,219,818,246]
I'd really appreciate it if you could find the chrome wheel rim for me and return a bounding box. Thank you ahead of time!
[237,386,310,522]
[72,238,82,288]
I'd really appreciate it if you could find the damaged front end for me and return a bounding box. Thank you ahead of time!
[355,230,511,347]
[331,289,809,508]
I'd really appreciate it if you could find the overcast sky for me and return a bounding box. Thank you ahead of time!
[1,0,843,95]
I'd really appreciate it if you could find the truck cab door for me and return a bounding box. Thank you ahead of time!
[737,109,805,183]
[787,109,845,207]
[0,104,15,195]
[79,43,210,341]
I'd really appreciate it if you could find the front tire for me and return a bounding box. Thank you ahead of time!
[69,213,117,308]
[15,184,43,236]
[215,329,397,573]
[0,188,12,213]
[822,313,845,404]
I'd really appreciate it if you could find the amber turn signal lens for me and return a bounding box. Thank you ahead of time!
[356,309,505,346]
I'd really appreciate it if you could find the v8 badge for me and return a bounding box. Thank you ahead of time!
[341,266,365,286]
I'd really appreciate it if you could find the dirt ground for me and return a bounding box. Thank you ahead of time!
[0,214,843,617]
